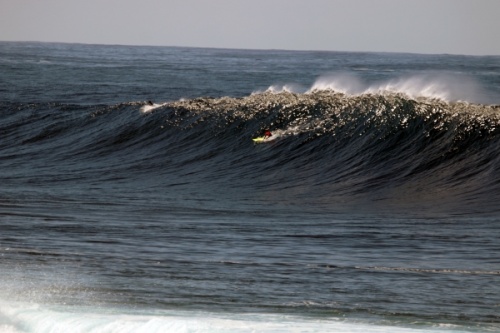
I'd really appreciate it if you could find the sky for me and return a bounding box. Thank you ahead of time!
[1,0,499,55]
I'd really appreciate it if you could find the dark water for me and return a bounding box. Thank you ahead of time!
[0,42,500,332]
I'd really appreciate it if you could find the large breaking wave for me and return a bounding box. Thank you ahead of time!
[2,90,500,215]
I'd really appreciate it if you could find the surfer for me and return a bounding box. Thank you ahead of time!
[146,100,154,106]
[252,129,273,143]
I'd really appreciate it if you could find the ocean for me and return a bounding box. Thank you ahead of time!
[0,41,499,333]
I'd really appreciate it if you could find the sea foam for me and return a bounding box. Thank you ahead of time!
[0,301,477,333]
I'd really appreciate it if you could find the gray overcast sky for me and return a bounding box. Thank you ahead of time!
[1,0,499,55]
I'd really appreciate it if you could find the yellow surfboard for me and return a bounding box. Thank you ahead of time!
[252,136,267,143]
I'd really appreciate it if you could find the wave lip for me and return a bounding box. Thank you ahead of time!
[307,72,366,95]
[252,83,307,95]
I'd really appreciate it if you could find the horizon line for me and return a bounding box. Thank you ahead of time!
[1,39,498,57]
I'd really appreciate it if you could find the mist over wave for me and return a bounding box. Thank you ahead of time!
[258,72,493,104]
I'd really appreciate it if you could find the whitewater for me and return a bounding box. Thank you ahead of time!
[1,42,499,332]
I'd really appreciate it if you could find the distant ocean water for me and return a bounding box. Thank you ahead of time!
[1,41,500,333]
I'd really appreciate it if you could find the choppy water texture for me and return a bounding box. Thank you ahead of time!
[0,42,500,333]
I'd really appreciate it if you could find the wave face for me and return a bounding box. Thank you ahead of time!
[2,91,499,215]
[161,91,500,215]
